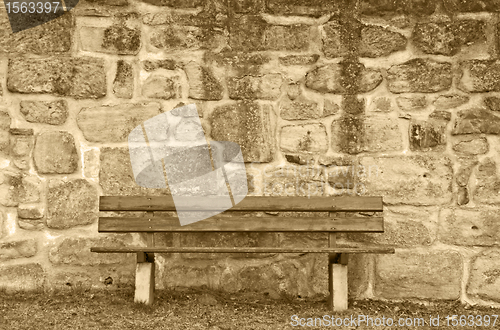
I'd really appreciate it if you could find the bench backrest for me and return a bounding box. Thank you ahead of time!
[98,196,384,233]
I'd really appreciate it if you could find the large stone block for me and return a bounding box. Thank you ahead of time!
[412,20,485,55]
[184,62,223,100]
[33,131,78,174]
[49,236,133,266]
[374,251,462,299]
[452,108,500,135]
[468,249,500,302]
[262,165,324,197]
[0,13,71,54]
[46,179,98,229]
[20,100,68,125]
[306,63,382,94]
[210,102,274,162]
[228,74,282,100]
[263,25,310,51]
[0,239,37,260]
[460,60,500,92]
[433,93,469,110]
[281,124,328,154]
[409,119,447,151]
[77,103,161,143]
[142,75,180,100]
[79,24,141,55]
[280,95,320,120]
[439,208,500,246]
[387,58,452,93]
[150,25,226,51]
[359,156,453,205]
[453,136,488,155]
[0,264,45,291]
[7,57,106,99]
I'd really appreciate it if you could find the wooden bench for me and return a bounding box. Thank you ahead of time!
[91,195,394,311]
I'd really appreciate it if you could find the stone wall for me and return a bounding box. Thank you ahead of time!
[1,0,500,306]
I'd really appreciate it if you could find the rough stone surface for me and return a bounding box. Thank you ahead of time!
[453,136,488,155]
[484,96,500,111]
[20,100,68,125]
[266,0,338,17]
[0,239,37,260]
[374,251,462,299]
[280,96,320,120]
[46,179,98,229]
[434,94,469,109]
[396,96,427,112]
[33,131,78,174]
[452,108,500,135]
[0,173,41,207]
[18,204,44,219]
[387,58,452,93]
[468,249,500,302]
[460,60,500,92]
[263,165,324,197]
[174,118,205,142]
[264,25,310,51]
[228,74,282,100]
[9,132,34,170]
[0,14,72,54]
[184,62,223,100]
[77,103,161,143]
[359,156,453,205]
[279,55,320,66]
[413,20,485,55]
[280,124,328,154]
[150,25,226,51]
[79,25,141,55]
[429,111,452,121]
[306,63,383,94]
[361,0,438,16]
[474,158,500,204]
[49,237,132,266]
[210,102,274,162]
[7,57,107,99]
[113,60,134,99]
[0,264,45,291]
[0,111,10,151]
[142,75,179,100]
[439,208,500,246]
[443,0,500,12]
[409,119,446,151]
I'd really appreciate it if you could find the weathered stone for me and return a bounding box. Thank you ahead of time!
[231,0,264,13]
[456,158,477,187]
[0,111,10,151]
[284,154,315,166]
[468,249,500,302]
[150,25,226,51]
[228,74,282,100]
[0,173,41,207]
[460,60,500,92]
[141,0,202,6]
[409,119,446,151]
[306,63,383,94]
[439,208,500,245]
[281,124,328,154]
[443,0,500,12]
[18,204,44,219]
[413,20,485,55]
[20,100,68,125]
[100,147,171,196]
[0,14,72,54]
[228,15,266,52]
[362,0,438,16]
[359,156,452,205]
[375,251,461,299]
[434,94,469,109]
[142,75,179,99]
[85,0,129,5]
[347,206,438,247]
[323,99,340,116]
[279,55,320,66]
[429,110,452,121]
[79,25,141,55]
[453,136,488,155]
[369,97,393,112]
[332,117,403,154]
[452,108,500,135]
[484,96,500,111]
[318,154,355,167]
[280,96,320,120]
[387,58,452,93]
[267,0,338,16]
[113,60,134,99]
[83,149,100,178]
[184,63,223,100]
[77,103,161,143]
[396,96,427,112]
[457,186,469,205]
[0,239,37,260]
[210,102,274,162]
[326,165,356,189]
[8,57,106,99]
[359,25,407,57]
[286,83,301,100]
[474,158,500,204]
[174,118,205,142]
[33,131,78,174]
[263,165,324,197]
[9,132,34,170]
[49,236,133,266]
[0,264,45,291]
[46,179,98,229]
[263,25,310,51]
[142,59,176,71]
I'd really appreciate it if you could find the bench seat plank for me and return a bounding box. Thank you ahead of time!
[98,216,384,232]
[100,196,383,212]
[91,246,395,254]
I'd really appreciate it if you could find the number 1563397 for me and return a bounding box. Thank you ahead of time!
[5,2,62,14]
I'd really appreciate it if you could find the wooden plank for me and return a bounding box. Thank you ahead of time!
[99,196,383,212]
[98,216,385,232]
[91,246,395,254]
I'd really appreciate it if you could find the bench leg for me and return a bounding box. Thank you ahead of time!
[135,252,155,305]
[328,253,348,311]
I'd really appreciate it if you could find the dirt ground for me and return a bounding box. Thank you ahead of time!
[1,287,499,329]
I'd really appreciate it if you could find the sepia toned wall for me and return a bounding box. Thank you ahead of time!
[1,0,500,306]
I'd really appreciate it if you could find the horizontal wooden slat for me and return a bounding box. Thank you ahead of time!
[99,196,383,212]
[98,216,384,232]
[91,246,395,254]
